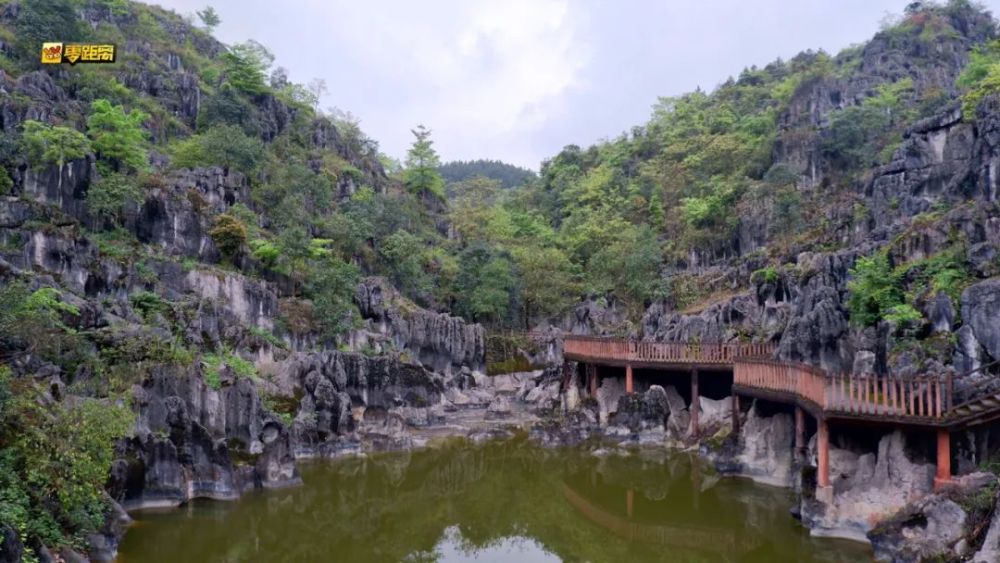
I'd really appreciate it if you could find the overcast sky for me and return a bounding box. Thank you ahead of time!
[153,0,999,170]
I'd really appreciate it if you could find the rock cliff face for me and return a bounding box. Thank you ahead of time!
[112,366,298,511]
[775,6,995,189]
[801,431,936,541]
[355,277,485,374]
[273,350,445,456]
[640,93,1000,378]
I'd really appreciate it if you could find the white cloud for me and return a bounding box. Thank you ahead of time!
[298,0,588,167]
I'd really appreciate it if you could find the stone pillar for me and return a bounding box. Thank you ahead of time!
[795,406,806,460]
[625,364,634,394]
[935,429,953,491]
[731,393,741,434]
[588,364,598,397]
[689,369,700,437]
[817,418,832,503]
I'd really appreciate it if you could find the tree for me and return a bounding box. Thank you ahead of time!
[512,245,579,329]
[209,213,248,260]
[276,226,312,294]
[448,176,504,243]
[306,256,361,339]
[847,252,904,327]
[379,229,430,299]
[86,99,149,172]
[196,6,221,31]
[171,125,264,175]
[87,172,143,226]
[197,84,261,135]
[20,121,91,169]
[403,125,445,199]
[14,0,83,65]
[221,41,273,96]
[588,225,664,312]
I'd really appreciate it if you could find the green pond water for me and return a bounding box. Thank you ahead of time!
[116,438,873,562]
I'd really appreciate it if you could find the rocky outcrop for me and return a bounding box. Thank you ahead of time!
[869,495,969,562]
[270,350,444,457]
[609,385,671,432]
[959,278,1000,368]
[733,404,795,487]
[776,5,995,189]
[801,431,935,541]
[564,295,629,335]
[129,167,251,260]
[113,366,299,511]
[642,292,781,344]
[355,277,485,373]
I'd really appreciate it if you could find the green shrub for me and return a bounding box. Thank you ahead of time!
[86,172,143,226]
[209,213,247,259]
[129,291,169,320]
[248,326,285,349]
[847,252,905,327]
[201,351,258,390]
[0,168,12,195]
[884,303,923,325]
[751,266,779,284]
[86,99,149,173]
[249,239,279,267]
[20,121,91,169]
[957,39,1000,118]
[170,125,264,175]
[0,371,134,553]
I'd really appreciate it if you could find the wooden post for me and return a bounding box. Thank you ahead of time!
[626,489,634,518]
[935,429,953,491]
[689,369,700,437]
[817,418,832,502]
[795,406,806,459]
[731,393,741,434]
[587,364,598,397]
[626,363,634,394]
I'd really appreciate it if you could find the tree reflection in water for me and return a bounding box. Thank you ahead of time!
[117,436,872,562]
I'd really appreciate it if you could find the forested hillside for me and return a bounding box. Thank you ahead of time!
[438,159,536,189]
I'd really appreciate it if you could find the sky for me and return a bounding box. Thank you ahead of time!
[154,0,1000,170]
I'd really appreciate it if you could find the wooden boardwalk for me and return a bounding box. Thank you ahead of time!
[561,334,1000,492]
[563,335,968,427]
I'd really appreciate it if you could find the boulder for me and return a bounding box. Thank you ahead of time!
[698,396,732,431]
[869,496,968,562]
[736,404,794,486]
[595,377,625,424]
[609,385,672,432]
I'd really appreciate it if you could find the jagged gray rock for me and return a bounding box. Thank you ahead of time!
[112,365,299,511]
[355,277,485,373]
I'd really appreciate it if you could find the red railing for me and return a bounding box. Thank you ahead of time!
[563,335,952,421]
[563,335,775,365]
[733,359,952,420]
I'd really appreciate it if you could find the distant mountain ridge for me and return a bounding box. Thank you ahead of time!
[439,159,537,188]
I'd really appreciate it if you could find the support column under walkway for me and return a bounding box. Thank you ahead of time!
[817,418,832,503]
[689,369,700,436]
[935,429,953,491]
[795,406,806,462]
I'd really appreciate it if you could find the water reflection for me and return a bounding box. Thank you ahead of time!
[117,437,872,562]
